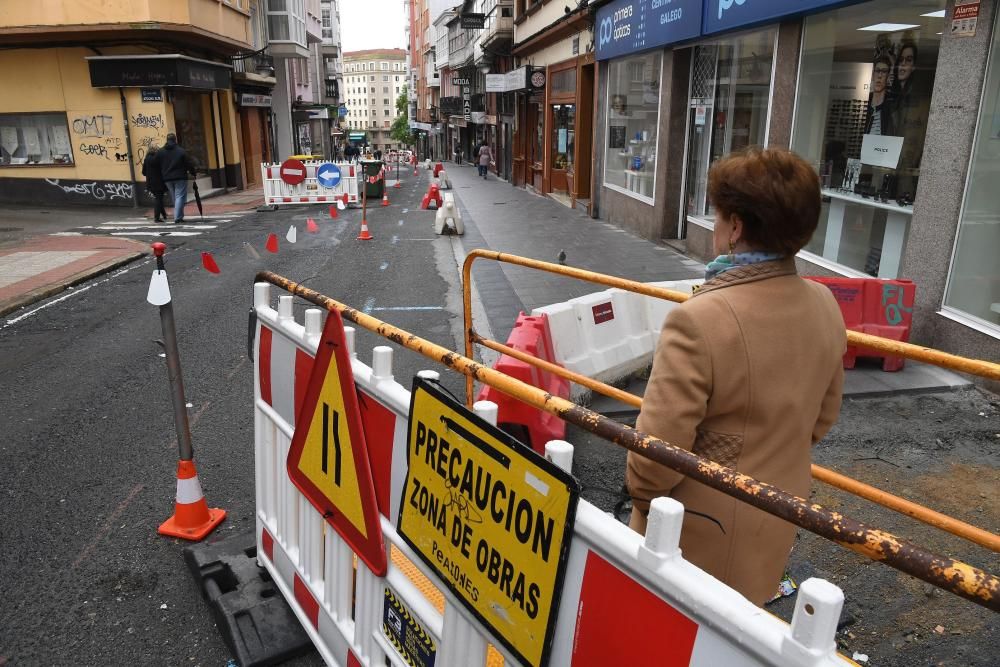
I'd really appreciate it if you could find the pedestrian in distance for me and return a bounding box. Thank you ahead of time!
[158,133,197,224]
[140,144,166,223]
[476,141,492,179]
[625,147,846,607]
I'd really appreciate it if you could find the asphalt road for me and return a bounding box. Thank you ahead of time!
[0,174,466,665]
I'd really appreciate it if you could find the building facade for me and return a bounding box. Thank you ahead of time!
[589,0,1000,376]
[0,0,254,206]
[342,49,409,151]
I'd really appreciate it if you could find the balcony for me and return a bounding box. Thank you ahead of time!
[268,0,308,57]
[447,32,471,69]
[425,58,440,88]
[231,50,277,85]
[479,1,514,50]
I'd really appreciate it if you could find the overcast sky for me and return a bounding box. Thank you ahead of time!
[339,0,408,53]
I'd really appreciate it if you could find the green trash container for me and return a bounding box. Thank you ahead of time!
[360,160,385,199]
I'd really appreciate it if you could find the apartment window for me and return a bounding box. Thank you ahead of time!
[395,75,400,81]
[384,109,390,116]
[382,62,389,70]
[266,0,305,45]
[0,112,74,166]
[383,75,389,82]
[369,63,375,71]
[370,75,375,82]
[384,121,391,128]
[383,86,389,93]
[383,99,390,106]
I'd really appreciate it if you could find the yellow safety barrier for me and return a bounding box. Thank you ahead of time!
[460,250,1000,554]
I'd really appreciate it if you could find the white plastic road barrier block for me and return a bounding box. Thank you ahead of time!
[424,159,432,170]
[642,279,704,336]
[434,193,464,235]
[251,281,851,667]
[438,170,452,189]
[532,288,649,384]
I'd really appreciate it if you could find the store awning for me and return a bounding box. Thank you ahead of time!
[349,132,366,141]
[85,54,232,90]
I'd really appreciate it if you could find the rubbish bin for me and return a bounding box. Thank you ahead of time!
[360,160,385,199]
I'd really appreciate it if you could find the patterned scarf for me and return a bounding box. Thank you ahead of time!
[705,251,786,281]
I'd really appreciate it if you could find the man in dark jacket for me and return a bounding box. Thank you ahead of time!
[141,145,166,222]
[158,133,197,223]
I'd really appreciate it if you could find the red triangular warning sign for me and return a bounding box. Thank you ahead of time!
[286,309,387,576]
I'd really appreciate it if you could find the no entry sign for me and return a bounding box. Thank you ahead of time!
[279,158,307,185]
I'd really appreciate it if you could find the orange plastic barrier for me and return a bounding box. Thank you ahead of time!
[476,313,569,453]
[808,277,916,372]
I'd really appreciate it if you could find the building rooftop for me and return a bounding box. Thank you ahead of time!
[343,48,407,59]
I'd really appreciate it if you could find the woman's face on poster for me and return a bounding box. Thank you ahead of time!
[897,47,916,83]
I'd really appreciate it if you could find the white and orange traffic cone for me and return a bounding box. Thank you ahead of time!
[381,191,390,207]
[357,216,373,241]
[158,460,227,540]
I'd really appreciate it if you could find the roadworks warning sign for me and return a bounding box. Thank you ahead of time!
[397,378,580,667]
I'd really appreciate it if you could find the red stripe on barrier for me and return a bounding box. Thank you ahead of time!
[259,326,273,406]
[300,197,309,202]
[293,574,320,629]
[294,349,315,424]
[282,197,292,202]
[347,650,362,667]
[571,552,698,666]
[261,527,274,562]
[358,391,395,517]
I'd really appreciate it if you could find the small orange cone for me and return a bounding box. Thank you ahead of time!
[307,219,319,233]
[357,216,374,241]
[158,459,226,540]
[265,233,279,253]
[381,191,390,207]
[393,179,402,189]
[329,204,338,219]
[201,252,220,274]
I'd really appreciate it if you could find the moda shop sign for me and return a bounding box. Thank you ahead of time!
[596,0,866,60]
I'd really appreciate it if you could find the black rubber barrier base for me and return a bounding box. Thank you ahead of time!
[183,531,315,667]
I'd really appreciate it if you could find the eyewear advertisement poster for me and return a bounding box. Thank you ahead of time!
[396,378,580,667]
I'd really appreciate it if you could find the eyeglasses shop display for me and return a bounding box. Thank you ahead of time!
[604,52,661,200]
[791,0,945,278]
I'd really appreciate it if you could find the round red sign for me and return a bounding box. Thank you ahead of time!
[279,158,307,185]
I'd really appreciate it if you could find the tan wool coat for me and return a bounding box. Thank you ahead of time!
[626,259,846,605]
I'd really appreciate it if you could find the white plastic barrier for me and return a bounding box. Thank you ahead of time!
[252,281,850,667]
[262,162,361,207]
[532,279,702,396]
[434,193,463,235]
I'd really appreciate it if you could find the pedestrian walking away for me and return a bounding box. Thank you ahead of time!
[625,147,846,606]
[476,141,492,179]
[158,133,197,224]
[140,144,166,222]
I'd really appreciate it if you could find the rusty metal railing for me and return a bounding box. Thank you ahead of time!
[460,250,1000,554]
[257,271,999,612]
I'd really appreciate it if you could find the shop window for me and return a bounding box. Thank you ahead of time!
[684,28,776,224]
[945,8,1000,331]
[0,112,74,166]
[551,68,577,96]
[604,51,661,201]
[790,0,945,278]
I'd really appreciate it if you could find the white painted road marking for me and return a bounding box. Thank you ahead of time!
[379,262,389,271]
[362,297,376,314]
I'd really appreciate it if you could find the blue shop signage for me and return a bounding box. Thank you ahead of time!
[702,0,861,35]
[596,0,702,61]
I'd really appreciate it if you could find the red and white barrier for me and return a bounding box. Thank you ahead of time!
[252,282,850,667]
[262,162,361,207]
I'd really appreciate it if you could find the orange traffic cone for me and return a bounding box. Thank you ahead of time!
[357,216,374,241]
[381,191,390,207]
[158,459,226,540]
[329,204,338,219]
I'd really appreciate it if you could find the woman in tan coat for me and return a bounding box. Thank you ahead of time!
[627,148,846,606]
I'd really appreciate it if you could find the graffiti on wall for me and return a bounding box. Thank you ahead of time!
[135,134,167,164]
[44,178,133,201]
[72,114,115,137]
[130,113,165,130]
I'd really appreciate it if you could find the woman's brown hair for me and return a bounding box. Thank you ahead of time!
[707,147,821,256]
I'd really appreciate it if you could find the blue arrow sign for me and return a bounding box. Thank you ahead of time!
[316,162,341,189]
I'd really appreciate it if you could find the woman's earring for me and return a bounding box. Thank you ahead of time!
[728,238,736,262]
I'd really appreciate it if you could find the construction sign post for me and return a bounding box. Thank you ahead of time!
[286,308,387,576]
[397,378,580,667]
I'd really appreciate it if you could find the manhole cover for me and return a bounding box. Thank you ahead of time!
[0,227,23,232]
